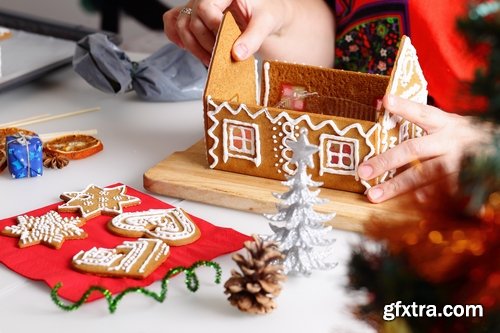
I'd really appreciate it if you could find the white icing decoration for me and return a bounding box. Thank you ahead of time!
[110,208,198,243]
[399,120,410,143]
[389,36,428,104]
[263,61,271,107]
[58,184,141,218]
[254,59,260,105]
[222,119,262,166]
[3,210,85,248]
[72,238,169,276]
[318,134,360,178]
[206,97,380,191]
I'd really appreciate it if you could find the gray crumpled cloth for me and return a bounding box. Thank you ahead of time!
[73,33,207,101]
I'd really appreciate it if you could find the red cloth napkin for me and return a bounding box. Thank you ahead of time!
[0,184,251,302]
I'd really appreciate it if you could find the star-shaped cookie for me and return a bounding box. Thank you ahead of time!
[58,184,141,219]
[1,210,87,249]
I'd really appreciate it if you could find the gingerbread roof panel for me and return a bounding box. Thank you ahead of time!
[387,35,428,104]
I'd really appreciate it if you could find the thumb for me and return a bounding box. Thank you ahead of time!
[232,13,275,61]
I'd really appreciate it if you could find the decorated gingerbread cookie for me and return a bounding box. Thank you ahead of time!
[107,208,201,246]
[1,210,87,249]
[58,184,141,219]
[72,238,170,279]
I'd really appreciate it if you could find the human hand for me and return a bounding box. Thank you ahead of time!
[163,0,334,67]
[163,0,291,66]
[358,95,489,203]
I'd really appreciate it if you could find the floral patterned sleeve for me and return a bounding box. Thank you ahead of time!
[328,0,410,75]
[327,0,484,113]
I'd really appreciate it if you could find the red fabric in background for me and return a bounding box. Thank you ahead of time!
[408,0,486,113]
[332,0,486,113]
[0,184,251,302]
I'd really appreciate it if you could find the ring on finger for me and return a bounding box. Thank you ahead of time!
[179,7,193,16]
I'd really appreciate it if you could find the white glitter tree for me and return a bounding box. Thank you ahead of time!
[265,128,337,275]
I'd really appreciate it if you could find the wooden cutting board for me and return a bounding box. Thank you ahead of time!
[143,140,415,233]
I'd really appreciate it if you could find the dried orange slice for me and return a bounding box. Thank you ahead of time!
[0,127,37,172]
[0,127,37,149]
[44,134,103,160]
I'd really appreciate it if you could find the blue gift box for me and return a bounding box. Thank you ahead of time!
[6,134,43,179]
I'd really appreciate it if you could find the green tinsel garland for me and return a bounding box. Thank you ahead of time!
[51,260,221,313]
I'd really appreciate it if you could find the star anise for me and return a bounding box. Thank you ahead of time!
[43,153,69,169]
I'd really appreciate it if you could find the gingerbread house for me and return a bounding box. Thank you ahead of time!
[203,13,428,194]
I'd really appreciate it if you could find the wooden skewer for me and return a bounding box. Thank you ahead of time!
[0,113,52,128]
[39,129,98,142]
[0,107,100,128]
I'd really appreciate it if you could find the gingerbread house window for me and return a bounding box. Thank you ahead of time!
[319,134,359,176]
[222,119,261,166]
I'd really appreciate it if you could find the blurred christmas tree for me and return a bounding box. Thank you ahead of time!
[347,1,500,332]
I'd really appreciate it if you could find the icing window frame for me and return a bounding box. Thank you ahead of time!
[319,134,359,177]
[222,119,261,166]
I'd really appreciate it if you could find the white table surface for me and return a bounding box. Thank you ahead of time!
[0,66,375,333]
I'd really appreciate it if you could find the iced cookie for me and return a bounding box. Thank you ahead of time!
[108,208,201,246]
[58,184,141,219]
[72,238,170,279]
[1,210,87,249]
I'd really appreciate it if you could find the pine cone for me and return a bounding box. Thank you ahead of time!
[43,153,69,169]
[224,235,286,314]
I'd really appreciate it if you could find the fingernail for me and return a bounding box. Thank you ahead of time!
[386,94,396,109]
[368,187,384,201]
[358,164,373,179]
[233,43,248,60]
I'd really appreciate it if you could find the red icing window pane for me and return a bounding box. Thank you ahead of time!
[330,143,340,153]
[326,139,355,170]
[228,123,256,155]
[233,127,242,138]
[233,139,243,149]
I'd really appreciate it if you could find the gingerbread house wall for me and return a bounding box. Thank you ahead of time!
[262,60,390,119]
[205,97,381,193]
